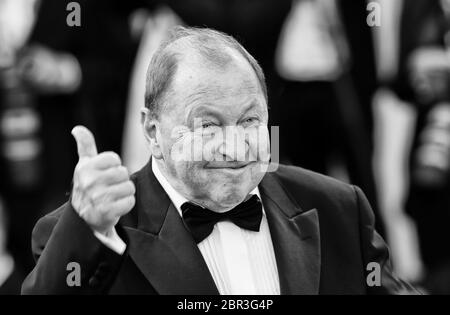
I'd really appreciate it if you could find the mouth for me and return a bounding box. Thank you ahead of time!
[205,161,255,170]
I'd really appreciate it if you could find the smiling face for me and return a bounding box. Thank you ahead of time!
[144,47,269,212]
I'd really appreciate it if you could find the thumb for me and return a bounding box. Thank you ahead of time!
[71,125,98,158]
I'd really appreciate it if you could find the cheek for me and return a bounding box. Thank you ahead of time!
[170,157,206,185]
[247,125,270,161]
[157,126,176,158]
[168,129,204,163]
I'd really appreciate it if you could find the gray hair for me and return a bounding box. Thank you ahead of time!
[144,26,268,118]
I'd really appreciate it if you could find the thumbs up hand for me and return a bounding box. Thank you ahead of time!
[71,126,135,237]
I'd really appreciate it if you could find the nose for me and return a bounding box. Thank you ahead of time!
[216,126,249,162]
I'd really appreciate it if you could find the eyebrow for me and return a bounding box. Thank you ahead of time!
[239,101,262,118]
[185,100,263,126]
[185,105,220,125]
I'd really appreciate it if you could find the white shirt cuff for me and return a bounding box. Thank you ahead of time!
[93,228,127,255]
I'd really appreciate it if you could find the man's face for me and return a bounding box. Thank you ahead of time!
[150,52,269,211]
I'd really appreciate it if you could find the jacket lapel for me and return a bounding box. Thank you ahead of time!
[259,173,321,295]
[122,162,219,295]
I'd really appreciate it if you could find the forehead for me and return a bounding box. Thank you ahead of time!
[169,48,264,106]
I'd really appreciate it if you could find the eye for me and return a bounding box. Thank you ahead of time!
[242,117,259,126]
[202,121,215,129]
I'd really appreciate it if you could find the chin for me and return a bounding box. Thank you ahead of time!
[210,183,250,209]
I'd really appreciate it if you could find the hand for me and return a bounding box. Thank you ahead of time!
[71,126,135,236]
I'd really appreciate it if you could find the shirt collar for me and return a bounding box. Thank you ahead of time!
[151,159,261,216]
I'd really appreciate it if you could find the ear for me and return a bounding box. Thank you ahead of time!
[141,108,163,159]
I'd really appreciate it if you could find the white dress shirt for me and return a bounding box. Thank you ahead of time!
[95,160,280,295]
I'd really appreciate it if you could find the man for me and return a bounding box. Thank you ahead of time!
[22,27,415,294]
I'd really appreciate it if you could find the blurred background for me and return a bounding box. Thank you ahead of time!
[0,0,449,294]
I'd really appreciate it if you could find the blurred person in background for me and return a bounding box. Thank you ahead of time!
[0,0,141,274]
[0,0,88,273]
[393,0,450,294]
[28,0,140,210]
[369,0,425,288]
[275,0,383,234]
[0,0,49,274]
[0,198,23,295]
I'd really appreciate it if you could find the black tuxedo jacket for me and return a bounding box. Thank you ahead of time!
[21,163,416,294]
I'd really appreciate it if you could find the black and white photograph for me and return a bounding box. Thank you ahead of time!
[0,0,449,299]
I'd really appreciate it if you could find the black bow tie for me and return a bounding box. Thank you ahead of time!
[181,195,263,243]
